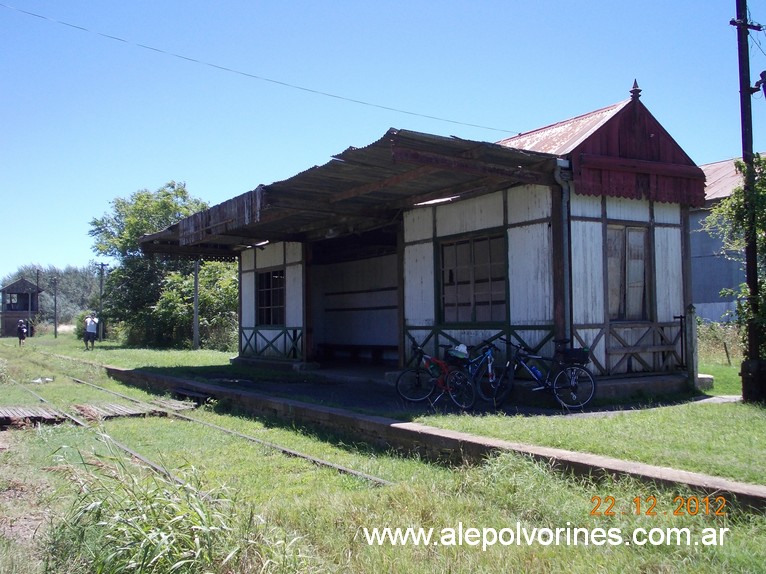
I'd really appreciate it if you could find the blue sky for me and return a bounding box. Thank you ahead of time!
[2,1,765,281]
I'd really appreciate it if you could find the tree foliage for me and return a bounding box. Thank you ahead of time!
[88,181,231,347]
[89,181,207,259]
[702,154,766,357]
[153,261,238,351]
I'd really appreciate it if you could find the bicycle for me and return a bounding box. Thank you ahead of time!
[395,343,476,410]
[456,339,514,407]
[493,338,596,410]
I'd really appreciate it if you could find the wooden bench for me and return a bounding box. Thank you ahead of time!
[316,343,398,364]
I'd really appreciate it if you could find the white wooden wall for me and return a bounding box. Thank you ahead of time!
[569,193,686,374]
[654,208,683,322]
[402,186,554,355]
[403,242,434,327]
[240,248,256,332]
[309,254,398,346]
[507,185,553,334]
[240,241,303,356]
[436,192,504,236]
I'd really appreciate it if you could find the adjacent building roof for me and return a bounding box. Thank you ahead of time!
[700,157,744,203]
[0,278,42,294]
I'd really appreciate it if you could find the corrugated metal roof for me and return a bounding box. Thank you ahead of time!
[700,157,743,202]
[141,128,559,259]
[496,100,629,155]
[0,278,42,294]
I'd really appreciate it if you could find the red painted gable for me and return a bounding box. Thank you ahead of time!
[499,88,705,207]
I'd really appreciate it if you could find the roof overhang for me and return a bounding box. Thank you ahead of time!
[140,128,559,260]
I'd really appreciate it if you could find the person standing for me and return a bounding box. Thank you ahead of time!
[84,313,99,350]
[17,319,27,346]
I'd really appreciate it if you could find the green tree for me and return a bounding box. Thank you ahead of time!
[89,181,207,259]
[702,154,766,358]
[89,182,208,346]
[153,261,238,351]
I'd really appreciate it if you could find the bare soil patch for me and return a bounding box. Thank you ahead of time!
[0,430,50,550]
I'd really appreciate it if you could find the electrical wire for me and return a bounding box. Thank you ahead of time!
[745,7,766,59]
[751,28,766,60]
[0,2,520,134]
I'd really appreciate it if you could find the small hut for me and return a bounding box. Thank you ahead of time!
[1,278,42,337]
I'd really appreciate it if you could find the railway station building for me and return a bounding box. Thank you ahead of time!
[141,85,705,389]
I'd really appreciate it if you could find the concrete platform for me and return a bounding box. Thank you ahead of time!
[103,364,766,510]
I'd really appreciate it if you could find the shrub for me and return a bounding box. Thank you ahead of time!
[697,320,743,365]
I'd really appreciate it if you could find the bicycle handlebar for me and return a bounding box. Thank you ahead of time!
[495,337,535,360]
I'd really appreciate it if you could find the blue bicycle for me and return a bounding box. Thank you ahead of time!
[460,337,595,410]
[457,339,514,408]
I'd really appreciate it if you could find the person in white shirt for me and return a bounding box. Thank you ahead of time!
[84,313,99,350]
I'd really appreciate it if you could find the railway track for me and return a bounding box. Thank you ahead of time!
[5,372,393,488]
[15,381,188,485]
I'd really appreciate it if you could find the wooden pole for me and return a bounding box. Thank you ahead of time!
[193,259,200,350]
[53,277,58,338]
[732,0,766,402]
[96,263,108,341]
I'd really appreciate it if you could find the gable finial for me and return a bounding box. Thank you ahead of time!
[630,79,642,100]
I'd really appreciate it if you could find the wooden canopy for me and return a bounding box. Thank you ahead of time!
[140,129,559,260]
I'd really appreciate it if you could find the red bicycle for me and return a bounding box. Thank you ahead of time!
[395,343,475,409]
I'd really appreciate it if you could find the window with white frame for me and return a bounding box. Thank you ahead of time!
[440,234,507,323]
[607,225,649,321]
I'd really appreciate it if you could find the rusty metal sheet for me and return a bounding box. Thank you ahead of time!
[700,157,744,202]
[497,101,628,155]
[141,128,558,259]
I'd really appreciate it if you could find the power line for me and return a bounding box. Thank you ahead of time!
[0,2,521,135]
[752,28,766,59]
[745,6,766,59]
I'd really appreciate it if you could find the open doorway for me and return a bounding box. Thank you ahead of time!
[307,227,400,365]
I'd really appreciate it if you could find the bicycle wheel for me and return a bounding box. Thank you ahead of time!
[492,365,515,408]
[446,369,475,410]
[553,365,596,409]
[396,368,436,402]
[472,362,495,402]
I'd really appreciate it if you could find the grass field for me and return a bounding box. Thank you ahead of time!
[1,332,765,573]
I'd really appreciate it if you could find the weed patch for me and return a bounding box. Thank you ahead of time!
[44,437,321,574]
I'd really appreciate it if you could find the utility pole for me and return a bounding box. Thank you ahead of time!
[52,276,58,339]
[731,0,766,402]
[193,259,200,350]
[96,262,108,342]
